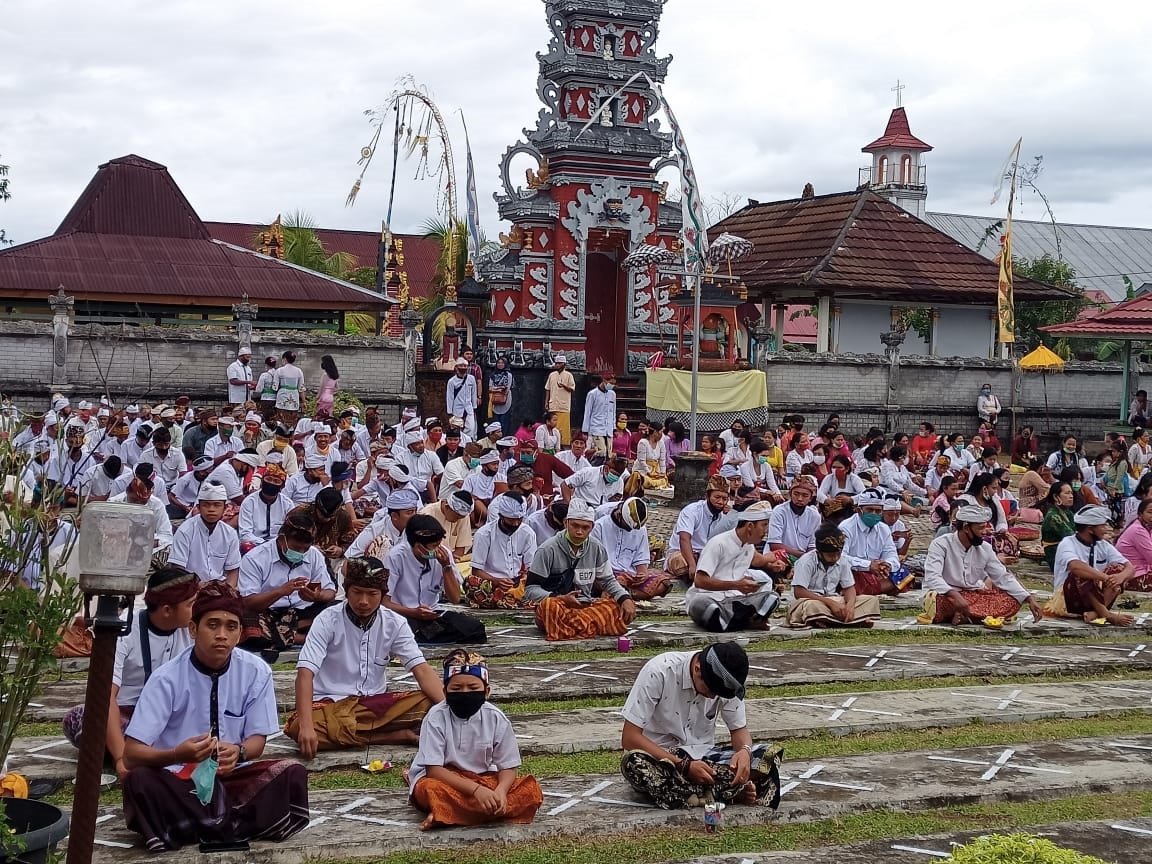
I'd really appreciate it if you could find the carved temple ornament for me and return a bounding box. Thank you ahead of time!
[525,159,550,190]
[49,287,75,317]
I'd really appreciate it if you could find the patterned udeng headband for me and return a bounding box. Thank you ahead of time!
[443,649,488,684]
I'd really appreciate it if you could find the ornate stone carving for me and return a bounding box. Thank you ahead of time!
[232,293,259,354]
[49,287,73,385]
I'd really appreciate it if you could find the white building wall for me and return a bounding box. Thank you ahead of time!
[833,301,991,358]
[934,306,994,358]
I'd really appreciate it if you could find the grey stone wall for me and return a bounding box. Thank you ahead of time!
[757,352,1141,440]
[0,320,409,411]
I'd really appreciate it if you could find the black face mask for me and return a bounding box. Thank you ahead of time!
[444,690,486,720]
[706,500,725,517]
[498,519,519,536]
[789,502,807,516]
[261,483,283,498]
[968,529,985,547]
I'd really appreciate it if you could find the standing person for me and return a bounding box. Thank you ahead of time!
[487,356,515,435]
[120,583,309,852]
[227,348,256,407]
[977,382,1002,425]
[543,356,576,445]
[408,650,543,830]
[256,356,279,420]
[461,346,484,411]
[316,355,340,418]
[1130,390,1150,427]
[582,373,617,460]
[446,358,480,440]
[274,351,306,428]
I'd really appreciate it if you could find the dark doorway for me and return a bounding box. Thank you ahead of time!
[585,235,628,373]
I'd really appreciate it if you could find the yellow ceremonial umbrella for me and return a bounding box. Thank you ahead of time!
[1019,344,1065,432]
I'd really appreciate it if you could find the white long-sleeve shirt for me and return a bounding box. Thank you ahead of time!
[881,460,927,497]
[923,532,1030,600]
[634,437,667,475]
[838,513,900,572]
[582,387,617,436]
[445,373,478,418]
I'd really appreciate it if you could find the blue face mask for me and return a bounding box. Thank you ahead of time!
[283,547,306,565]
[604,383,614,392]
[604,472,620,484]
[191,753,218,805]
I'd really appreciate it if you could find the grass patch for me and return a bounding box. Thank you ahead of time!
[12,721,62,737]
[316,791,1152,864]
[496,668,1152,715]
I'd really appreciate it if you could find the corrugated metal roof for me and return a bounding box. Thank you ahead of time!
[710,190,1071,303]
[0,156,391,309]
[924,211,1152,301]
[861,107,932,153]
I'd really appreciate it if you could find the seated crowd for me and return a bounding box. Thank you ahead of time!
[12,385,1151,849]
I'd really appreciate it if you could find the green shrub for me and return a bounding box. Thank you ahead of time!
[947,834,1110,863]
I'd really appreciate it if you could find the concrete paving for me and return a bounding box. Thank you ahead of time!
[680,818,1152,864]
[16,676,1152,780]
[79,735,1152,862]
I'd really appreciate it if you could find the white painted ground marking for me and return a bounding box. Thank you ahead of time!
[1112,823,1152,836]
[25,738,71,753]
[748,663,780,673]
[1088,683,1152,697]
[953,645,1063,663]
[624,621,686,637]
[1082,643,1150,659]
[784,695,903,722]
[88,813,138,849]
[511,663,620,684]
[302,796,410,831]
[927,748,1071,781]
[489,627,538,642]
[890,845,951,858]
[778,764,875,795]
[825,649,928,668]
[1135,614,1152,627]
[544,779,652,817]
[1107,741,1152,752]
[262,729,297,753]
[950,688,1070,711]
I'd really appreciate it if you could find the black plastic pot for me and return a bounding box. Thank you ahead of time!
[0,798,70,864]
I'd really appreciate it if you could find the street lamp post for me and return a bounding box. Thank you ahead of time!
[65,503,156,864]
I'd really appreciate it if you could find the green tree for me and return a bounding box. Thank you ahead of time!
[275,211,356,279]
[1012,255,1088,356]
[0,155,10,246]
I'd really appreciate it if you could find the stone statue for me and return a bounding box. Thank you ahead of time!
[48,288,74,387]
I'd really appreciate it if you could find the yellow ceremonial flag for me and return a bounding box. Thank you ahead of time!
[995,138,1022,345]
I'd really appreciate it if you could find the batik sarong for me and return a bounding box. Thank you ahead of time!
[786,595,881,628]
[462,574,535,610]
[62,704,132,748]
[621,743,783,810]
[284,691,432,750]
[617,571,675,601]
[853,565,914,596]
[534,596,628,641]
[122,759,309,851]
[925,587,1021,624]
[410,769,543,828]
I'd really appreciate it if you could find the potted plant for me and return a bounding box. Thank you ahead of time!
[0,441,81,863]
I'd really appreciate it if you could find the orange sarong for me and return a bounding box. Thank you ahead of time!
[284,691,432,750]
[533,596,628,642]
[411,769,543,828]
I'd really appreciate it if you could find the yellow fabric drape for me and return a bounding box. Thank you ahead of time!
[645,369,767,413]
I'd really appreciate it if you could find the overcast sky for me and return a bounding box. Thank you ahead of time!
[4,0,1151,261]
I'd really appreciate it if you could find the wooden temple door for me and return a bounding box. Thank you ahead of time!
[584,233,628,374]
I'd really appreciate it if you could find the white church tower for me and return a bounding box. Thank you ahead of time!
[859,82,932,218]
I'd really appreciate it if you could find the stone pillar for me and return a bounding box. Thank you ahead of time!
[815,295,831,353]
[49,287,74,390]
[399,306,423,396]
[880,328,906,432]
[773,303,786,353]
[232,293,259,354]
[671,453,715,507]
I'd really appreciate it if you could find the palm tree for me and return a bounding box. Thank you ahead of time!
[278,211,357,279]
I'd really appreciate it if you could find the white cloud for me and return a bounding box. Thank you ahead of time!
[3,0,1151,251]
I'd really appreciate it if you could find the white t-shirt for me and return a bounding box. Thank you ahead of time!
[1052,535,1128,591]
[471,521,537,582]
[564,465,624,505]
[384,541,449,610]
[790,550,854,598]
[237,539,333,610]
[408,701,522,787]
[686,530,756,605]
[168,517,241,583]
[113,611,193,706]
[591,513,650,576]
[297,602,426,701]
[227,360,254,404]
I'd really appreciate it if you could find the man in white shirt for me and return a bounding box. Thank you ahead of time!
[839,488,910,596]
[526,499,567,546]
[85,456,131,503]
[168,455,214,519]
[562,457,626,506]
[256,427,299,476]
[787,525,881,628]
[110,468,174,550]
[203,416,241,461]
[619,643,781,810]
[61,566,198,780]
[765,477,821,561]
[167,481,241,586]
[666,476,735,581]
[592,497,672,601]
[285,452,329,504]
[445,358,480,439]
[581,373,617,458]
[718,418,747,454]
[287,557,445,757]
[120,582,309,851]
[399,431,445,502]
[687,508,782,632]
[438,441,482,502]
[464,492,538,607]
[419,489,475,558]
[238,463,294,551]
[345,488,421,562]
[12,410,48,454]
[227,347,256,406]
[205,449,258,506]
[1050,504,1134,626]
[46,421,96,507]
[238,509,337,653]
[922,502,1043,626]
[138,426,185,486]
[461,449,501,514]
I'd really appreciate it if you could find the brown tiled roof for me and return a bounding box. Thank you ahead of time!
[0,156,389,310]
[204,222,444,301]
[710,190,1074,303]
[862,107,932,153]
[1043,292,1152,339]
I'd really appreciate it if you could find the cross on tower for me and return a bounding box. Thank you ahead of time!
[892,79,905,107]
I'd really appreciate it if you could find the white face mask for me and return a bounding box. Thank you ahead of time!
[812,454,826,466]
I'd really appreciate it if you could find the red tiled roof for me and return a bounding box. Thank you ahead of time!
[710,190,1073,303]
[0,156,389,310]
[862,107,932,153]
[1043,291,1152,339]
[204,222,444,300]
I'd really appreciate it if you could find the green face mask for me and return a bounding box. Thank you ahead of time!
[469,458,480,468]
[860,512,883,528]
[604,473,620,484]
